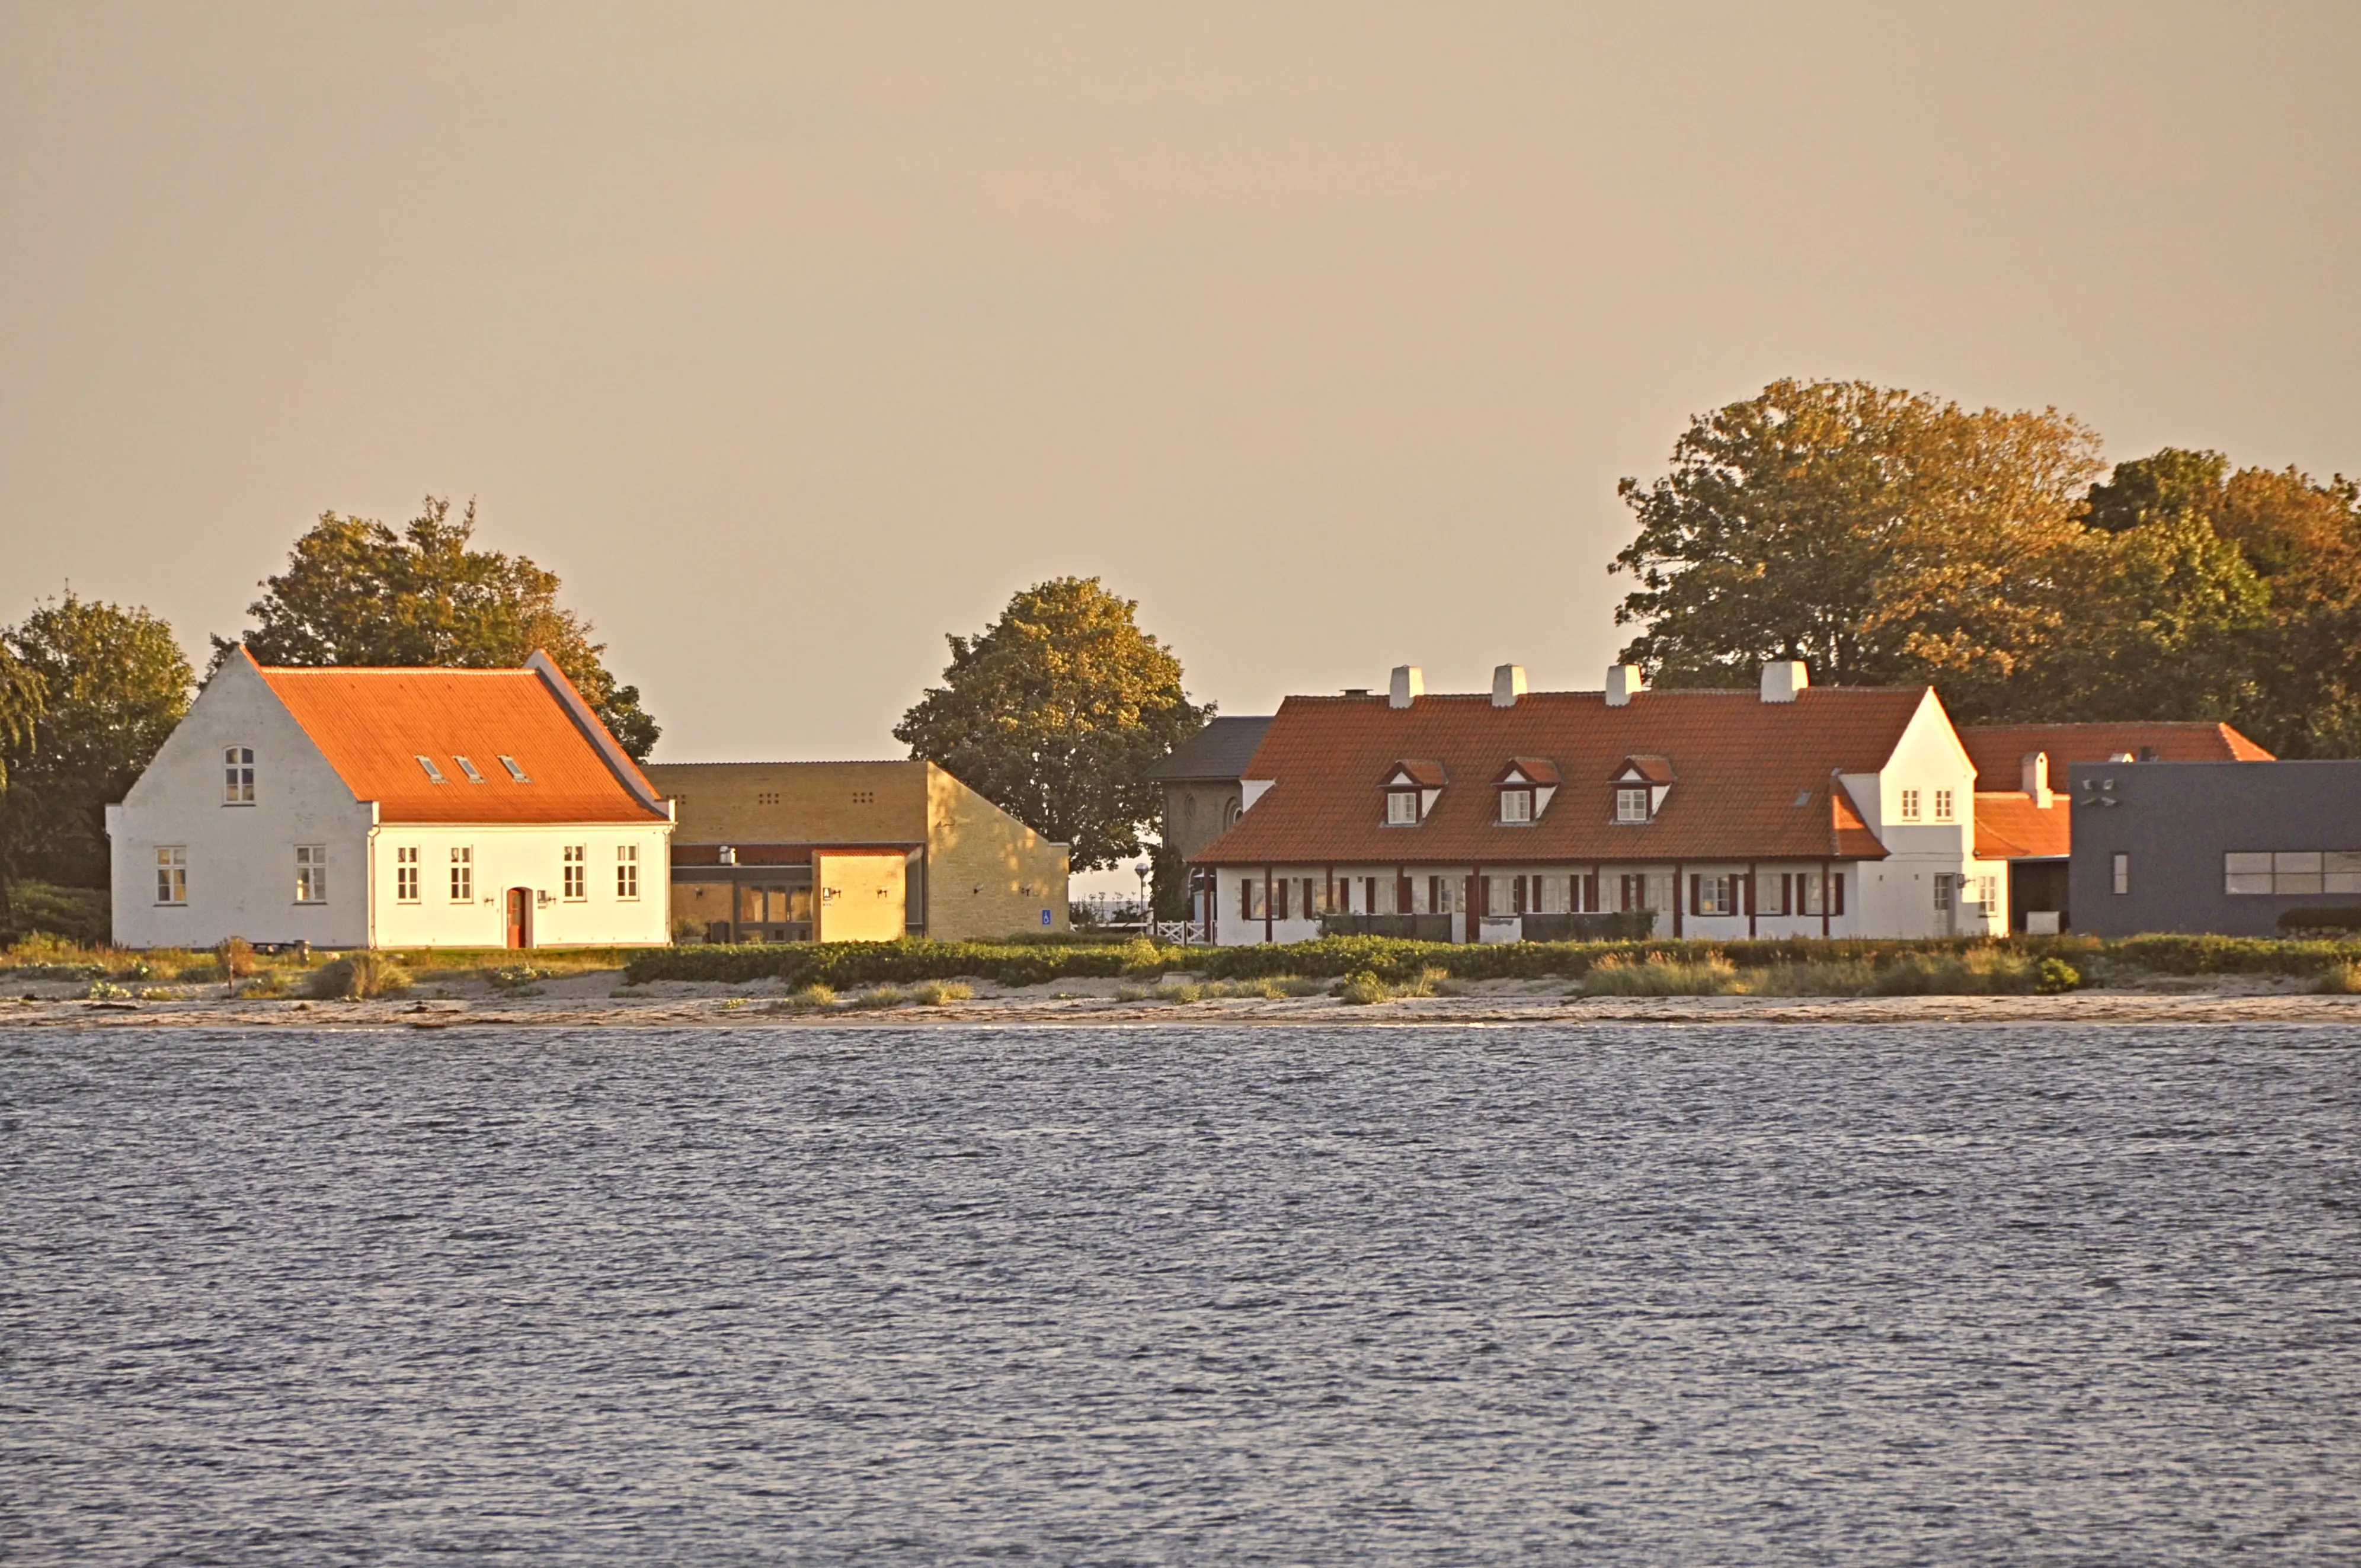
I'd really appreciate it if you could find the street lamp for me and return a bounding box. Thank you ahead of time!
[1134,860,1150,926]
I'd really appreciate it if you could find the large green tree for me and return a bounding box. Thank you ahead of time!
[224,497,660,759]
[1610,379,2103,716]
[894,577,1207,871]
[1,593,193,895]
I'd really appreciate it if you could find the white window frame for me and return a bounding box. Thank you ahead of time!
[1385,789,1421,825]
[617,844,640,900]
[1900,788,1922,821]
[1499,788,1533,824]
[498,754,530,783]
[1697,875,1733,916]
[450,846,474,903]
[563,844,587,901]
[395,845,421,903]
[155,846,187,904]
[295,845,327,904]
[453,755,487,785]
[1614,786,1649,824]
[2112,852,2129,895]
[223,747,255,805]
[1934,788,1954,821]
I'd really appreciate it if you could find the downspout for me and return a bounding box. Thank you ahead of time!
[1746,860,1757,937]
[1263,864,1273,945]
[1672,861,1684,939]
[365,801,380,949]
[1821,858,1832,938]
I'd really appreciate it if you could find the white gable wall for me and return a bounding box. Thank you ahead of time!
[1844,690,2005,937]
[107,654,375,949]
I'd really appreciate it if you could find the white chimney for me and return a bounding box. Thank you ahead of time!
[2021,750,2052,808]
[1604,664,1644,707]
[1491,664,1527,708]
[1389,665,1424,709]
[1760,660,1809,703]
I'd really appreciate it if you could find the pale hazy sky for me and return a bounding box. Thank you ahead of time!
[5,2,2357,765]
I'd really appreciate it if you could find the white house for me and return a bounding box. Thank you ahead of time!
[107,648,674,950]
[1189,660,2008,945]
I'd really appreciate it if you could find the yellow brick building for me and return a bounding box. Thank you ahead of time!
[643,760,1070,943]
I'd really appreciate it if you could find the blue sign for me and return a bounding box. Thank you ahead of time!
[1041,908,1052,926]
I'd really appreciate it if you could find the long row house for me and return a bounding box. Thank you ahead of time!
[1178,660,2272,945]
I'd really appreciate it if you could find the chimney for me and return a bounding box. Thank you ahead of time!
[1760,660,1809,703]
[1604,664,1643,707]
[2021,751,2052,808]
[1491,664,1527,708]
[1389,665,1423,709]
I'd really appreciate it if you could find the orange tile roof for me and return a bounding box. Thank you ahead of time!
[248,649,668,825]
[1972,792,2071,860]
[1958,722,2270,792]
[1194,686,1931,866]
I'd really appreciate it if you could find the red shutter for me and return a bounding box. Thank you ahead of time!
[1274,879,1289,921]
[1239,878,1253,920]
[1688,873,1700,914]
[1832,873,1846,916]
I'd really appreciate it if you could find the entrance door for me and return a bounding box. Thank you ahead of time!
[506,887,532,949]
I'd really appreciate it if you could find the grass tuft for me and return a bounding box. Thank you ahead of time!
[306,953,411,1000]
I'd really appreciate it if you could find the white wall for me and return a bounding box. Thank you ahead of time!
[369,823,673,949]
[108,655,375,949]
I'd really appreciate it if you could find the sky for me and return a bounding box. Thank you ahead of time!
[5,1,2359,773]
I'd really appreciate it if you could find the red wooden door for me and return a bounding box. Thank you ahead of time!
[506,887,529,949]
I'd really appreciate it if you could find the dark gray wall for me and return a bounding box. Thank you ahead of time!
[2068,760,2361,935]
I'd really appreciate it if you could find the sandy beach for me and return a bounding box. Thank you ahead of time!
[9,969,2361,1029]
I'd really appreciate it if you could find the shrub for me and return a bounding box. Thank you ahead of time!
[911,981,974,1007]
[1863,949,2039,997]
[79,980,132,1000]
[7,962,104,983]
[0,882,111,948]
[2035,957,2082,994]
[2313,961,2361,995]
[775,983,838,1012]
[846,985,910,1010]
[1742,959,1879,996]
[1335,970,1391,1006]
[306,953,411,1000]
[217,937,257,980]
[2277,906,2361,935]
[1581,953,1740,997]
[486,965,547,992]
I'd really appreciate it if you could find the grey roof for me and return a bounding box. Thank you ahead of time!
[1141,716,1272,783]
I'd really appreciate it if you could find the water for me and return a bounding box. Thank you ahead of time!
[3,1022,2357,1563]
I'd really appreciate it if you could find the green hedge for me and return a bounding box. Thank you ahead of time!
[622,930,2360,988]
[2278,907,2361,935]
[0,881,110,948]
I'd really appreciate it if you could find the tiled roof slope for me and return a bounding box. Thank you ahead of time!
[1957,722,2270,792]
[1194,686,1931,866]
[254,655,668,825]
[1141,716,1274,782]
[1971,793,2069,860]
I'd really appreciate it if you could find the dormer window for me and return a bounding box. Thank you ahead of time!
[1493,758,1559,825]
[498,755,530,783]
[453,755,487,784]
[416,755,447,783]
[1609,755,1673,823]
[1380,760,1445,826]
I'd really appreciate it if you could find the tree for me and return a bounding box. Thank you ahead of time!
[1,593,193,894]
[1610,379,2103,716]
[224,497,660,759]
[894,578,1208,871]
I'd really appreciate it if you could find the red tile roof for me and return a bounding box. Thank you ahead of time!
[1499,757,1563,785]
[1957,722,2270,792]
[1972,792,2070,860]
[1383,760,1448,788]
[249,650,668,825]
[1194,686,1933,866]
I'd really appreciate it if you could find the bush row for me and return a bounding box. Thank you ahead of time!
[622,930,2361,988]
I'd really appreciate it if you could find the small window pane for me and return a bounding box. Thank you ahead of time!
[2324,852,2361,875]
[2274,852,2322,874]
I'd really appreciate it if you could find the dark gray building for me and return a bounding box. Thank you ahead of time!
[2069,759,2361,935]
[1142,716,1272,869]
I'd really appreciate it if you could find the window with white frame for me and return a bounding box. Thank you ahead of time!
[155,846,187,904]
[1934,789,1954,821]
[223,747,255,804]
[563,845,587,900]
[1695,875,1735,916]
[1614,786,1650,824]
[1900,788,1922,821]
[2225,850,2361,895]
[1973,875,1997,908]
[395,846,420,902]
[295,845,327,903]
[450,846,474,902]
[498,754,530,783]
[1934,873,1954,911]
[2112,852,2130,895]
[416,755,447,783]
[1499,788,1533,824]
[617,844,640,899]
[453,755,487,784]
[1386,790,1420,825]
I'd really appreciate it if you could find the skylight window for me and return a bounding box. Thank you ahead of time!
[498,755,530,783]
[453,756,487,784]
[416,755,447,783]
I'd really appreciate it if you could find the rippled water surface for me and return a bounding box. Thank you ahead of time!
[4,1022,2359,1563]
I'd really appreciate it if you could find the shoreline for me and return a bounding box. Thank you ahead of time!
[7,970,2361,1029]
